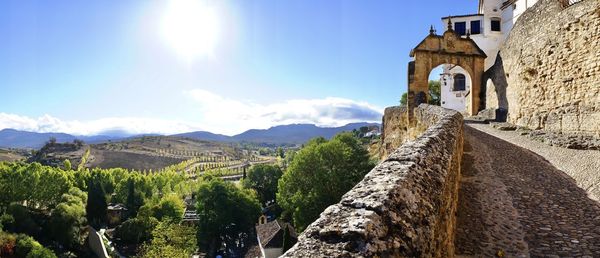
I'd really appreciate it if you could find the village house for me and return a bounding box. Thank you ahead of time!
[106,203,128,226]
[250,216,297,258]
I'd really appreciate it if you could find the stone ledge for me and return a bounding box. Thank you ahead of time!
[282,104,464,257]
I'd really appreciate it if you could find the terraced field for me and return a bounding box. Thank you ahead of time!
[30,136,251,171]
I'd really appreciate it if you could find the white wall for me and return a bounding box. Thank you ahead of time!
[263,247,283,258]
[439,65,471,113]
[434,0,540,113]
[512,0,541,24]
[442,0,539,71]
[442,14,503,70]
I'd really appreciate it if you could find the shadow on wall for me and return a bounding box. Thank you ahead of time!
[482,52,510,122]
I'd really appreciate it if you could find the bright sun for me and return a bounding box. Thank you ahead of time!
[161,0,219,61]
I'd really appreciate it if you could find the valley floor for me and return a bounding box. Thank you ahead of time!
[455,124,600,257]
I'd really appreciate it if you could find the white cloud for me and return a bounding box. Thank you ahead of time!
[0,113,201,136]
[0,90,383,136]
[186,89,383,134]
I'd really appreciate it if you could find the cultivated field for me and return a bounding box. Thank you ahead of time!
[28,135,279,172]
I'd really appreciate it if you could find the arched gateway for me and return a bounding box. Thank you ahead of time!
[407,21,487,119]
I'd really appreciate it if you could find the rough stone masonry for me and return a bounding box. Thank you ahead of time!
[485,0,600,137]
[282,105,464,257]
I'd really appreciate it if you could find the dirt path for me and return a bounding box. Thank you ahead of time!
[455,125,600,257]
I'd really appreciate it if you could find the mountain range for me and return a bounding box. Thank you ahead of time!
[0,122,379,149]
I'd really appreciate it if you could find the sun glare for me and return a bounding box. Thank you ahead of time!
[161,0,219,61]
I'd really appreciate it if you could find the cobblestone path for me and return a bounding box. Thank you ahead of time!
[455,125,600,257]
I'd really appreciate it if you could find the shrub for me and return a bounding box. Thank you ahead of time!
[25,245,57,258]
[15,234,41,257]
[6,204,40,236]
[115,217,158,245]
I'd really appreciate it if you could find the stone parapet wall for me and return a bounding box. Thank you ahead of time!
[485,0,600,136]
[379,106,408,159]
[282,105,464,257]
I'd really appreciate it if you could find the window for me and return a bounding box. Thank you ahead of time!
[454,22,466,35]
[453,74,466,91]
[470,20,481,35]
[491,18,501,32]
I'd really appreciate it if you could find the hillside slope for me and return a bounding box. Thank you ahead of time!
[29,136,240,171]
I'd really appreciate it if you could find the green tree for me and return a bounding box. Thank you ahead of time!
[15,234,39,257]
[277,133,375,231]
[137,221,197,258]
[241,164,283,205]
[125,177,144,217]
[0,163,72,210]
[25,245,57,258]
[15,234,57,258]
[31,165,72,209]
[88,168,116,195]
[196,179,261,257]
[276,147,285,158]
[114,216,158,245]
[48,187,87,249]
[63,159,72,171]
[5,204,40,236]
[400,80,440,106]
[151,194,185,222]
[400,92,408,106]
[428,80,441,106]
[86,179,107,230]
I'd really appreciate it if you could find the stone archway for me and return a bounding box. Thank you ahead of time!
[407,22,487,119]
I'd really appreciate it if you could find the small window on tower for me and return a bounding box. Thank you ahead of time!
[491,18,501,32]
[454,22,467,35]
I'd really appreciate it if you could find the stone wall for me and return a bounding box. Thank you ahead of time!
[379,105,437,160]
[282,105,464,257]
[485,0,600,136]
[379,106,408,159]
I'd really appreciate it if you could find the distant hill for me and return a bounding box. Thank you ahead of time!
[177,122,380,144]
[172,131,232,142]
[0,122,380,149]
[0,129,129,149]
[0,129,76,149]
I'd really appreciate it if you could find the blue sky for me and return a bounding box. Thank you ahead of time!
[0,0,474,135]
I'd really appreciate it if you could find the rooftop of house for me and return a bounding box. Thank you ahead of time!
[255,220,297,249]
[107,203,127,211]
[244,244,263,258]
[183,208,200,221]
[441,14,483,20]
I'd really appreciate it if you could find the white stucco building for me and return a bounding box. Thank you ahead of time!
[439,66,472,112]
[437,0,540,112]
